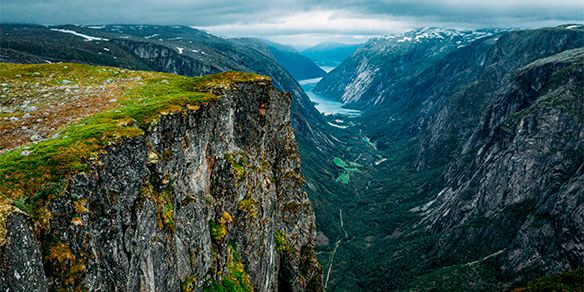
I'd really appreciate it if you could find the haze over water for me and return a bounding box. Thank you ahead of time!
[299,77,361,116]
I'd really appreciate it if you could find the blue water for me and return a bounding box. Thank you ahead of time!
[300,78,361,116]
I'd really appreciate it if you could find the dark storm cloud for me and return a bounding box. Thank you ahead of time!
[1,0,583,46]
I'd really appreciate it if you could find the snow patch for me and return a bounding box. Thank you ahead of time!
[176,47,184,54]
[50,29,109,42]
[464,250,505,266]
[409,200,436,213]
[397,36,412,43]
[341,59,378,103]
[103,48,110,52]
[144,34,159,39]
[327,122,348,129]
[566,25,581,29]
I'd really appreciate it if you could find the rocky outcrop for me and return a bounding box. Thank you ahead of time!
[112,38,232,76]
[0,71,322,290]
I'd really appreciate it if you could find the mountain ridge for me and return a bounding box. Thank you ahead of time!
[314,27,506,107]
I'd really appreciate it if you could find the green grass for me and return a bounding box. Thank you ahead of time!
[335,172,350,184]
[332,157,361,184]
[0,63,268,206]
[275,229,291,255]
[332,157,349,168]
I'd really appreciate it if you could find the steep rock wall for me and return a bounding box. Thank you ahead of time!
[0,79,322,291]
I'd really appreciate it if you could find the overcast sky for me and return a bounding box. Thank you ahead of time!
[1,0,583,47]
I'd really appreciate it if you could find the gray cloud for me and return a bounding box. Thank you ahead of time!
[1,0,583,47]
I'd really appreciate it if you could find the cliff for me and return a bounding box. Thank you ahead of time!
[422,47,584,283]
[0,63,322,291]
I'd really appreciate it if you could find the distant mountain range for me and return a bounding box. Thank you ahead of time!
[314,27,507,107]
[301,42,361,68]
[233,38,326,80]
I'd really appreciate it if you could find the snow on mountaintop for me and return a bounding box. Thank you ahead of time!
[50,29,109,41]
[381,28,498,44]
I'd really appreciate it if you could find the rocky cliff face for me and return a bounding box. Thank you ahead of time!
[423,47,584,282]
[0,64,322,291]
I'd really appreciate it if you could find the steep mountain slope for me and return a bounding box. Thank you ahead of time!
[233,39,326,80]
[365,25,584,169]
[301,42,361,68]
[314,28,501,107]
[0,63,323,291]
[424,47,584,282]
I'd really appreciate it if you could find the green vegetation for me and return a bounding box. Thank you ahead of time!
[138,183,176,233]
[275,229,291,255]
[225,152,251,181]
[238,195,258,219]
[45,241,87,288]
[181,275,197,292]
[209,211,233,244]
[209,220,228,244]
[205,243,254,292]
[0,62,266,211]
[514,268,584,291]
[335,172,350,184]
[332,157,361,184]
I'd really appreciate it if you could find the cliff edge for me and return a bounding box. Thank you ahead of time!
[0,63,323,291]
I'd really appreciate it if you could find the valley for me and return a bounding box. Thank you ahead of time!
[297,25,584,291]
[0,22,583,291]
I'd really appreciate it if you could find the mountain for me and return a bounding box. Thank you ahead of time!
[423,46,584,284]
[0,24,336,290]
[233,39,326,80]
[313,25,584,290]
[0,63,323,290]
[314,28,503,107]
[4,22,583,291]
[301,42,361,68]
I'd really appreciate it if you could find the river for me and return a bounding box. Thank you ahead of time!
[299,77,361,116]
